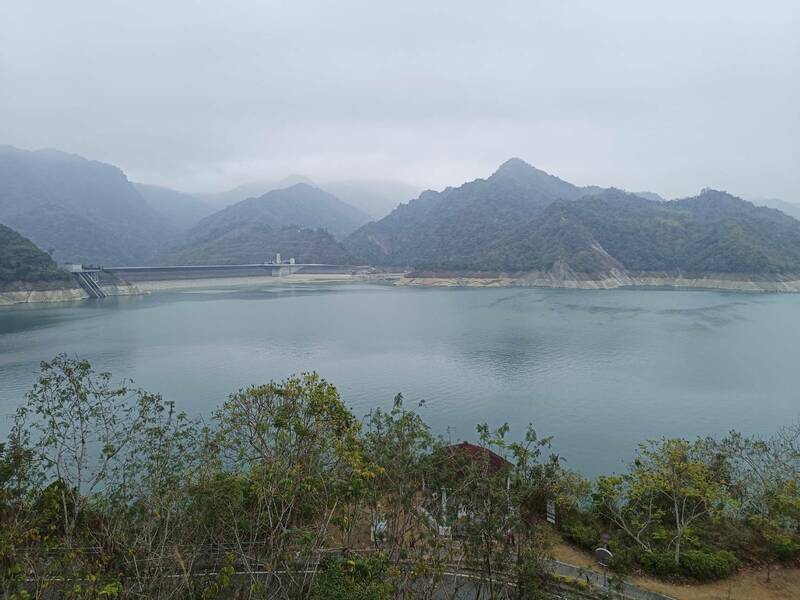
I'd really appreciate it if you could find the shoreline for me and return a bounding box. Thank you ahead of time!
[0,273,394,306]
[395,270,800,293]
[132,272,386,293]
[4,270,800,306]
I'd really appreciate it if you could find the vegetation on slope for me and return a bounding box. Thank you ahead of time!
[344,158,595,268]
[0,224,71,285]
[345,160,800,276]
[490,189,800,274]
[156,223,352,265]
[191,183,371,241]
[0,145,176,265]
[1,356,798,598]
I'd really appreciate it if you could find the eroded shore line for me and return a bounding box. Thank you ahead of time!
[4,270,800,306]
[395,271,800,293]
[0,273,393,306]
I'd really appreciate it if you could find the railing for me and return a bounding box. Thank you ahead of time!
[74,271,106,298]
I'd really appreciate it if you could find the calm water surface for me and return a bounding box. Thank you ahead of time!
[1,284,798,476]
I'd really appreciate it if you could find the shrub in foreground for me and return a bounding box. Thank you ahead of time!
[309,554,393,600]
[639,550,738,581]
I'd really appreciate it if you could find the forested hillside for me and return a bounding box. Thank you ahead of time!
[345,160,800,276]
[344,158,600,267]
[156,224,352,265]
[191,183,370,240]
[0,223,71,284]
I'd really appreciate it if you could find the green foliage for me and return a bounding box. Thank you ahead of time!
[637,551,678,577]
[594,438,731,566]
[0,224,70,285]
[679,550,739,581]
[345,162,800,276]
[561,519,601,551]
[186,183,369,241]
[639,550,738,581]
[156,223,352,266]
[308,554,393,600]
[199,552,236,600]
[0,355,798,597]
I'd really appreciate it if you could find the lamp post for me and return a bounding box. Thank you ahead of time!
[594,546,613,589]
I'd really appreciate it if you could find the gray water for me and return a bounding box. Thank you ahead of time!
[1,283,798,476]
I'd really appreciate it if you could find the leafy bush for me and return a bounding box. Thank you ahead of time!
[679,550,739,581]
[309,554,394,600]
[560,517,601,551]
[638,552,679,577]
[768,533,800,562]
[605,544,638,574]
[639,550,738,581]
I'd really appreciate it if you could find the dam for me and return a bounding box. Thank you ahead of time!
[67,262,369,298]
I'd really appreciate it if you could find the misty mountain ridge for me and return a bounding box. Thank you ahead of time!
[751,197,800,222]
[197,174,316,208]
[321,179,421,219]
[0,146,372,267]
[153,183,367,265]
[200,175,419,220]
[0,145,176,265]
[155,223,352,266]
[3,145,800,278]
[133,182,216,231]
[187,183,370,241]
[345,158,800,276]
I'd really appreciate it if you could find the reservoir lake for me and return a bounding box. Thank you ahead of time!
[1,283,798,476]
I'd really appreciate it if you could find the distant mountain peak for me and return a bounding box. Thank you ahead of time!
[490,158,574,190]
[493,157,538,176]
[699,187,727,196]
[278,181,317,193]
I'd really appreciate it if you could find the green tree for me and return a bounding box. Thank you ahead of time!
[596,438,730,565]
[12,355,154,544]
[205,373,366,597]
[361,395,452,598]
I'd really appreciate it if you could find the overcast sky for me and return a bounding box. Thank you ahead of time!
[1,1,797,199]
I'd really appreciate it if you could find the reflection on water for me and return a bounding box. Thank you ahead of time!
[0,284,797,476]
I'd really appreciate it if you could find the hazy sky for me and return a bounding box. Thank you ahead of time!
[1,1,798,199]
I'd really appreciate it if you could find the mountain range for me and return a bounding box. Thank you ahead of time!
[155,184,365,265]
[198,176,419,220]
[3,145,800,282]
[188,183,370,241]
[344,158,612,268]
[0,146,176,265]
[133,183,217,231]
[0,146,381,265]
[344,159,800,277]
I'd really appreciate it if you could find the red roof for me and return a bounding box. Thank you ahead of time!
[442,442,513,475]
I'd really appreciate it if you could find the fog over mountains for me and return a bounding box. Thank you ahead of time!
[155,184,368,265]
[198,176,420,220]
[1,145,800,278]
[0,145,413,265]
[0,145,176,265]
[189,183,370,241]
